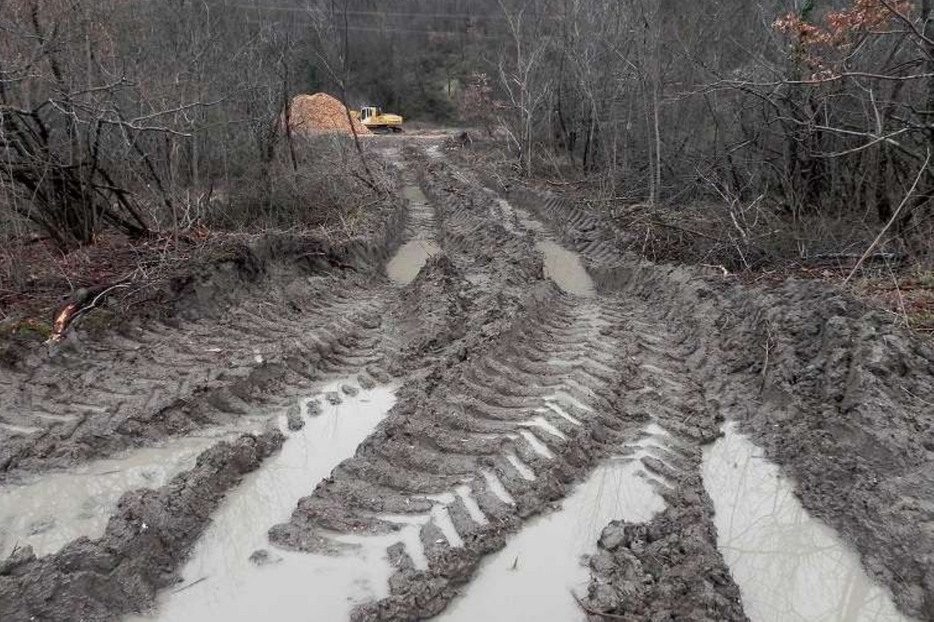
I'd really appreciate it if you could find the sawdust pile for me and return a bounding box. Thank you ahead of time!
[288,93,371,136]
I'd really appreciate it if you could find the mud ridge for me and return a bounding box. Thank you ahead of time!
[264,147,743,621]
[583,435,748,622]
[0,431,284,622]
[504,175,934,619]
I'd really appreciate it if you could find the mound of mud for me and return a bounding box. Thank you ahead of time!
[585,482,748,621]
[288,93,371,136]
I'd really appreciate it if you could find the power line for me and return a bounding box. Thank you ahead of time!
[346,24,505,39]
[245,17,507,40]
[230,3,506,21]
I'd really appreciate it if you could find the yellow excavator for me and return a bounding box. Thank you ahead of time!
[351,106,404,133]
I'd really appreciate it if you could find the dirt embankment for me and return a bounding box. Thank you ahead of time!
[0,168,407,480]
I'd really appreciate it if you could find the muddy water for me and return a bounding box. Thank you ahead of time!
[537,240,595,298]
[507,198,594,297]
[386,184,439,285]
[386,239,440,285]
[133,380,397,622]
[438,445,665,622]
[703,424,911,622]
[0,433,230,559]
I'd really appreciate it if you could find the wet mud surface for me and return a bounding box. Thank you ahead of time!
[0,138,932,622]
[0,431,284,621]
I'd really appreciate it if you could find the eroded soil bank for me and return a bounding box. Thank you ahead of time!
[0,136,931,622]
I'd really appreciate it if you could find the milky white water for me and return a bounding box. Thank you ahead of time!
[0,431,235,559]
[703,423,912,622]
[130,380,398,622]
[386,239,441,285]
[438,440,666,622]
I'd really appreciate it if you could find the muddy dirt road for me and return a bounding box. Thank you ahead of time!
[1,139,933,622]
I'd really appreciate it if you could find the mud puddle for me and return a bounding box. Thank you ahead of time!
[438,440,665,622]
[702,424,912,622]
[386,185,439,285]
[132,379,398,622]
[386,239,440,285]
[537,240,595,298]
[499,195,594,297]
[0,431,235,559]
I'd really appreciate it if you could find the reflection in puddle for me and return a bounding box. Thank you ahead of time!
[133,380,397,622]
[537,239,595,298]
[703,423,911,622]
[439,446,665,622]
[0,432,233,559]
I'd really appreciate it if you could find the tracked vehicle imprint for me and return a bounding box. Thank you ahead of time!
[439,427,667,622]
[4,139,933,622]
[385,183,440,285]
[134,379,398,622]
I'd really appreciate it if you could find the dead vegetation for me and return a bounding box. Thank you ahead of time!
[448,133,934,340]
[0,135,395,340]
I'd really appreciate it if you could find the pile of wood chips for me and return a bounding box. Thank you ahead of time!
[288,93,371,135]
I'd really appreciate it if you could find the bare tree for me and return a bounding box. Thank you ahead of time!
[496,0,552,175]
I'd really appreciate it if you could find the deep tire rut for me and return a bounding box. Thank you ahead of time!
[2,139,932,622]
[266,148,748,621]
[0,276,395,475]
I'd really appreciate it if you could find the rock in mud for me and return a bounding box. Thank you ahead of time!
[248,549,282,567]
[341,384,359,397]
[306,399,323,417]
[598,523,626,551]
[367,367,393,385]
[0,431,284,622]
[325,391,343,405]
[286,402,304,431]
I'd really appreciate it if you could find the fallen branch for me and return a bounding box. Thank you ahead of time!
[846,149,931,284]
[647,220,721,242]
[48,280,132,343]
[171,576,208,594]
